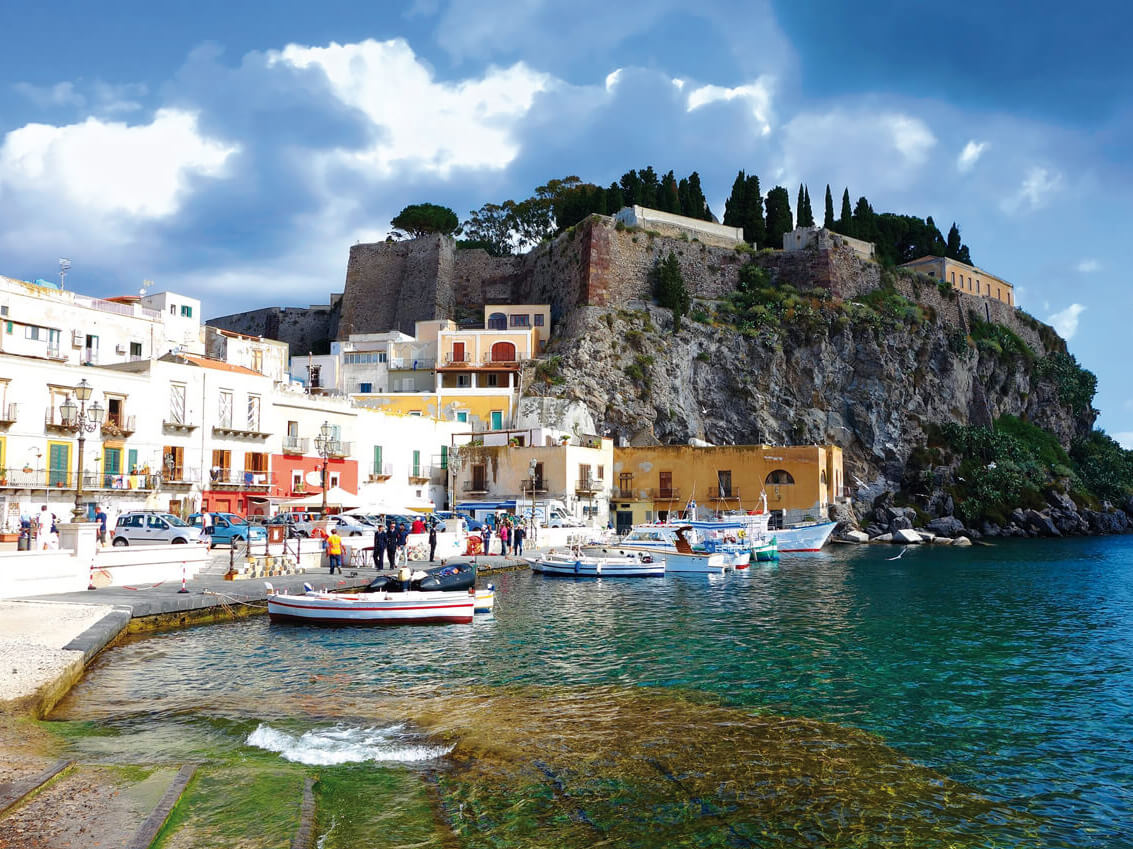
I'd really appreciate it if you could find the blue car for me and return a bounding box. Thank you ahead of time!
[188,512,267,548]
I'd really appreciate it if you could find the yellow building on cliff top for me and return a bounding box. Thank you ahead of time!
[899,256,1015,306]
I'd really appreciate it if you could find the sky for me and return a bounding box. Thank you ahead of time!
[1,1,1131,440]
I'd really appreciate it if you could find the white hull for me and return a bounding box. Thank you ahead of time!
[585,545,729,574]
[533,550,665,578]
[774,521,838,552]
[268,590,474,625]
[474,588,495,613]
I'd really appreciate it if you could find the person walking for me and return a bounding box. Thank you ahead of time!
[94,505,108,546]
[428,522,437,562]
[34,505,52,550]
[374,524,388,569]
[500,521,510,557]
[513,523,525,556]
[385,522,397,569]
[325,528,343,574]
[396,522,409,565]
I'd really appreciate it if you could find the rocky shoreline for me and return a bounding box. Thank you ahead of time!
[840,491,1133,545]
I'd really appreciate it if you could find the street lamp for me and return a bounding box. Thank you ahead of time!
[313,420,333,514]
[60,378,105,522]
[528,457,538,545]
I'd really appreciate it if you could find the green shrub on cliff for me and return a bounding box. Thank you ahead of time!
[1071,430,1133,503]
[1035,351,1097,414]
[967,314,1034,360]
[653,252,690,333]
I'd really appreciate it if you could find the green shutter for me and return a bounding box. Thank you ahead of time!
[128,449,138,472]
[412,450,421,478]
[373,445,382,476]
[441,445,448,470]
[48,443,70,486]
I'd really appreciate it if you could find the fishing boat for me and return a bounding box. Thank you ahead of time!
[591,525,730,574]
[532,548,665,578]
[474,585,496,613]
[752,536,780,562]
[267,587,475,625]
[771,521,837,552]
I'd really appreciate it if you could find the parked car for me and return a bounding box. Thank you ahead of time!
[112,512,205,546]
[453,511,485,531]
[188,512,267,548]
[261,513,306,538]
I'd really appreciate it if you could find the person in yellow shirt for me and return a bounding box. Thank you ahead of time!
[325,529,343,574]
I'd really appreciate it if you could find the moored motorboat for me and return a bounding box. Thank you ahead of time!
[474,585,495,613]
[752,536,780,562]
[532,548,665,578]
[772,521,837,552]
[267,589,475,625]
[593,525,730,574]
[366,562,475,593]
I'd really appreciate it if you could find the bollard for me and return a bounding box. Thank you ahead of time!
[177,561,189,593]
[87,555,97,591]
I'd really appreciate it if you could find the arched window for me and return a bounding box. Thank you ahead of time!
[487,312,507,330]
[765,469,795,485]
[820,470,827,485]
[491,341,517,362]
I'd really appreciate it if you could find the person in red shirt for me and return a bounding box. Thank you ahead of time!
[411,517,426,535]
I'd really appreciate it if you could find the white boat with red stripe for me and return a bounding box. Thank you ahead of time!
[267,588,476,625]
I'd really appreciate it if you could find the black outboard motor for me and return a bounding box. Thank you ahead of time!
[364,563,475,593]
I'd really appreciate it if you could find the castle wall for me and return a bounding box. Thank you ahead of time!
[207,305,336,357]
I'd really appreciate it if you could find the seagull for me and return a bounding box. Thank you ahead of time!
[887,546,909,560]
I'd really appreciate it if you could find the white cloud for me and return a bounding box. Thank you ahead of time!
[605,68,623,92]
[1046,303,1085,340]
[957,140,986,172]
[1076,258,1100,273]
[1002,166,1061,213]
[686,78,774,136]
[270,38,551,177]
[1114,432,1133,450]
[0,109,236,218]
[12,81,85,109]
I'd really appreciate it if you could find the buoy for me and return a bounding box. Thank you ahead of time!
[177,561,189,593]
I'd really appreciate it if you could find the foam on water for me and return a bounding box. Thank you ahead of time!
[245,723,451,765]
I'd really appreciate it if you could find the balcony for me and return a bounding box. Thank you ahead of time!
[163,414,197,433]
[206,470,275,489]
[463,480,488,495]
[101,414,136,438]
[615,487,636,499]
[0,467,159,491]
[0,403,16,426]
[44,409,76,433]
[389,357,436,370]
[705,486,741,501]
[408,465,432,485]
[161,467,200,487]
[650,487,681,501]
[368,462,393,482]
[283,436,309,455]
[575,479,602,496]
[326,440,350,459]
[212,421,270,439]
[444,352,473,365]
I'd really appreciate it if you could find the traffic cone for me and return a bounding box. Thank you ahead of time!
[177,561,189,593]
[87,556,97,591]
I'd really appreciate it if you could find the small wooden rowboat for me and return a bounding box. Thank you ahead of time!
[268,589,475,625]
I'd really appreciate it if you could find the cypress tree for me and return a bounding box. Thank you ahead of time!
[798,185,815,227]
[838,189,853,234]
[638,166,659,208]
[606,182,624,214]
[653,251,690,333]
[946,223,963,259]
[743,174,766,246]
[659,170,680,213]
[619,170,640,207]
[824,185,835,229]
[764,185,793,249]
[677,177,691,217]
[686,171,711,220]
[796,184,806,228]
[723,171,746,230]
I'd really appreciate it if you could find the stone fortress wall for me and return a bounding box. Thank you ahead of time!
[210,211,1061,360]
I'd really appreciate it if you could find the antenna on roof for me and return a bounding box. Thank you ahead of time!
[58,258,71,290]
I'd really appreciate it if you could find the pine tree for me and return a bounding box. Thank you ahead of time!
[606,182,624,214]
[838,189,853,234]
[824,185,835,229]
[619,170,640,207]
[764,185,793,249]
[638,166,659,208]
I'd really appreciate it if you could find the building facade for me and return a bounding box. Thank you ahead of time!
[899,256,1015,306]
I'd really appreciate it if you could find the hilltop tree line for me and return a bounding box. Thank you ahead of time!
[390,168,974,266]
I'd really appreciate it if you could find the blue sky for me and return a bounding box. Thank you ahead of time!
[1,1,1131,441]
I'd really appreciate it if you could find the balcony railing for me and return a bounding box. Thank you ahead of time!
[283,436,309,455]
[408,464,432,483]
[650,487,681,501]
[161,467,200,486]
[705,486,740,500]
[326,440,350,458]
[44,409,75,432]
[463,480,489,493]
[444,352,472,364]
[206,470,275,488]
[0,403,16,424]
[368,462,393,481]
[615,487,636,499]
[575,479,602,495]
[389,357,435,370]
[0,467,159,490]
[101,415,136,437]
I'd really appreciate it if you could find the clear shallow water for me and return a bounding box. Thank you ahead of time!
[51,537,1133,847]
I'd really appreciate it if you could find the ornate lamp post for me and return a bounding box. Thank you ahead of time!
[313,420,332,514]
[528,457,538,545]
[60,378,105,522]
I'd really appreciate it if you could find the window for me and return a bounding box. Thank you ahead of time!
[287,421,299,437]
[25,325,41,340]
[533,462,545,491]
[534,314,544,327]
[450,341,466,363]
[211,449,231,480]
[485,374,500,387]
[48,441,71,487]
[180,305,193,317]
[251,349,263,373]
[169,383,187,424]
[163,446,184,480]
[510,314,531,327]
[148,515,169,530]
[129,341,142,358]
[618,472,633,497]
[412,450,422,478]
[487,312,507,330]
[292,471,303,491]
[373,445,383,477]
[308,364,321,388]
[596,465,605,480]
[102,447,121,486]
[578,464,592,487]
[457,374,471,387]
[765,469,795,485]
[105,396,125,429]
[456,411,468,423]
[359,382,372,393]
[659,471,674,499]
[218,390,233,427]
[408,411,422,417]
[247,395,261,431]
[128,448,138,474]
[472,464,487,491]
[244,452,268,484]
[950,271,955,284]
[717,470,732,498]
[490,410,503,430]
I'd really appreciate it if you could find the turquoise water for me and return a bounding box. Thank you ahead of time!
[52,537,1133,847]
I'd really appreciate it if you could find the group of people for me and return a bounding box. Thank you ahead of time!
[479,514,526,557]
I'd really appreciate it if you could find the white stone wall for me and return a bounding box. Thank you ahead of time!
[615,206,744,246]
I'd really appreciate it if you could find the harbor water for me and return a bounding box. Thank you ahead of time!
[49,536,1133,847]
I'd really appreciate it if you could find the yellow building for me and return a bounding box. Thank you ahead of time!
[899,256,1014,306]
[611,444,844,531]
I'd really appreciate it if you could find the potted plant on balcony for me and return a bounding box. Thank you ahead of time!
[508,437,520,447]
[560,434,571,445]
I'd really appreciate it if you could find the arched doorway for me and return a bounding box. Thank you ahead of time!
[765,469,795,485]
[490,341,517,362]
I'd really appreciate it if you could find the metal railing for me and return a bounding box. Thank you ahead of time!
[0,403,16,423]
[463,480,489,493]
[650,487,681,501]
[283,435,309,454]
[207,470,275,488]
[575,480,602,495]
[444,352,472,364]
[389,357,435,370]
[408,464,432,481]
[615,488,635,499]
[368,462,393,480]
[326,440,350,458]
[44,409,75,430]
[0,467,160,490]
[162,467,200,485]
[101,414,136,436]
[705,486,741,500]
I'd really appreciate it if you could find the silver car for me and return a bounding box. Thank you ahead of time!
[112,512,205,546]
